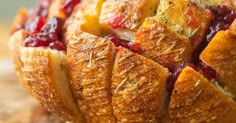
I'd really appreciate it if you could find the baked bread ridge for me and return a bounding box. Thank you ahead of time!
[67,31,117,123]
[99,0,160,41]
[169,66,236,123]
[112,47,169,122]
[135,17,192,65]
[200,30,236,98]
[9,30,27,83]
[19,47,84,122]
[64,0,105,44]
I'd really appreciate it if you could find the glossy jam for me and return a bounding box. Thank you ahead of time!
[105,34,141,53]
[23,17,65,51]
[162,63,195,93]
[23,33,54,47]
[192,5,236,69]
[49,41,66,51]
[197,62,216,80]
[25,16,46,33]
[40,17,64,34]
[109,14,125,29]
[22,0,81,51]
[206,5,236,41]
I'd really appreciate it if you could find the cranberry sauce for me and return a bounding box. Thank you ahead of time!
[105,34,141,53]
[193,5,236,63]
[25,16,46,33]
[109,14,125,29]
[61,0,81,16]
[19,0,82,51]
[23,17,66,51]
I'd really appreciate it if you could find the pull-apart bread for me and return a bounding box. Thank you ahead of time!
[9,0,236,122]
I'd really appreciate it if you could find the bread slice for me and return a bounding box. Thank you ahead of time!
[112,47,169,122]
[67,31,116,123]
[64,0,105,44]
[200,30,236,97]
[19,47,84,122]
[169,66,236,122]
[9,30,27,83]
[135,17,192,65]
[99,0,159,41]
[156,0,211,49]
[48,0,67,19]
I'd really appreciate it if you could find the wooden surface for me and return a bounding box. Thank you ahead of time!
[0,22,62,123]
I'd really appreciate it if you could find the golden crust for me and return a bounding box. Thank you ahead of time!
[67,31,116,123]
[19,47,84,122]
[135,17,192,65]
[169,66,236,123]
[200,31,236,96]
[156,0,211,49]
[48,0,67,19]
[112,47,169,122]
[9,30,27,83]
[63,0,104,44]
[99,0,159,41]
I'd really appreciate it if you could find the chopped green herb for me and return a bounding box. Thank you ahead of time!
[115,77,128,93]
[187,90,204,102]
[95,56,106,61]
[195,79,201,87]
[50,92,54,98]
[88,52,93,68]
[157,2,173,16]
[188,26,201,38]
[159,16,168,23]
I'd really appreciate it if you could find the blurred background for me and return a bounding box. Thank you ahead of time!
[0,0,36,58]
[0,1,62,123]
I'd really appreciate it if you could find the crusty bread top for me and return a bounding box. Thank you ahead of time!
[112,47,169,122]
[135,17,192,65]
[200,31,236,97]
[67,31,116,123]
[169,66,236,123]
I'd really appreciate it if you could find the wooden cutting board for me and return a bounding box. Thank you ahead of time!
[0,60,63,123]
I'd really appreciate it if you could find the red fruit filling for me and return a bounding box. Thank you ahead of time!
[25,16,46,33]
[109,14,125,29]
[60,0,81,16]
[197,62,216,81]
[49,41,66,51]
[41,17,64,35]
[206,5,236,41]
[23,33,55,47]
[187,3,200,29]
[193,5,236,64]
[161,63,195,93]
[105,34,141,53]
[23,17,65,51]
[20,0,82,51]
